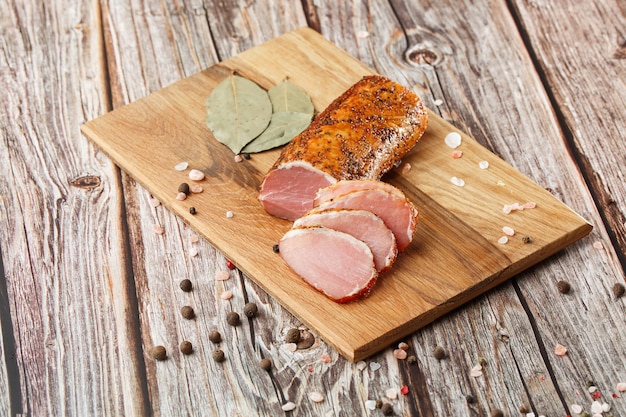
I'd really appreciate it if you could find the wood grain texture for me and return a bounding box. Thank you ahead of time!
[81,27,591,362]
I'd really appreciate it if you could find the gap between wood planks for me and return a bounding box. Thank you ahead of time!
[504,0,626,274]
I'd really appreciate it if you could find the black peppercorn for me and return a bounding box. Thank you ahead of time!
[272,244,280,253]
[242,153,251,160]
[179,279,192,292]
[522,235,532,244]
[226,311,240,326]
[178,182,190,195]
[259,358,272,371]
[613,283,625,298]
[181,305,195,319]
[381,402,394,416]
[189,206,197,215]
[433,346,446,360]
[212,349,225,362]
[465,394,476,404]
[151,345,167,361]
[180,341,193,355]
[208,330,222,344]
[557,280,571,294]
[490,409,504,417]
[285,328,300,343]
[243,302,258,318]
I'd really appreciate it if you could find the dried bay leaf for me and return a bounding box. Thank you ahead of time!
[205,75,272,154]
[242,111,313,153]
[268,79,315,114]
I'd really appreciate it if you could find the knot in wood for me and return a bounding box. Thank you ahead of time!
[70,175,101,189]
[405,45,441,67]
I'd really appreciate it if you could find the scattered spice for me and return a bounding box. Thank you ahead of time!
[259,358,272,371]
[174,161,189,171]
[451,176,465,187]
[470,364,483,377]
[375,399,383,409]
[451,149,463,158]
[401,162,412,175]
[208,330,222,344]
[242,153,251,160]
[400,385,409,395]
[190,185,203,193]
[369,362,382,372]
[393,349,407,360]
[365,400,377,410]
[180,341,193,355]
[519,405,529,413]
[385,388,397,400]
[181,306,195,319]
[272,244,280,253]
[151,345,167,361]
[243,302,258,318]
[226,311,241,326]
[189,207,197,215]
[176,192,187,201]
[479,160,489,169]
[381,402,394,416]
[153,224,165,234]
[285,328,301,343]
[522,235,532,244]
[212,349,225,362]
[398,342,409,350]
[490,409,504,417]
[179,279,192,292]
[407,355,417,365]
[612,283,625,298]
[445,131,462,148]
[593,241,603,250]
[178,183,190,195]
[189,234,199,243]
[215,270,230,281]
[502,226,515,236]
[234,154,243,163]
[226,260,235,270]
[433,346,446,360]
[188,169,205,181]
[478,357,488,367]
[497,236,509,245]
[557,280,571,294]
[308,392,324,403]
[189,247,198,257]
[617,382,626,392]
[465,394,476,404]
[225,211,234,218]
[554,343,568,356]
[320,353,331,363]
[281,402,296,411]
[220,290,233,300]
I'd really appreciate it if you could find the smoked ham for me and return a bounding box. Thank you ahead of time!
[293,208,397,273]
[312,188,418,252]
[313,179,406,206]
[278,227,378,303]
[259,75,428,220]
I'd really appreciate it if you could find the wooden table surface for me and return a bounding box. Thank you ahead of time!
[1,1,624,416]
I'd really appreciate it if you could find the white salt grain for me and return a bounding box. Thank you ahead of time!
[308,392,324,403]
[369,362,382,372]
[479,160,489,169]
[617,381,626,392]
[498,236,509,245]
[502,226,515,236]
[451,176,465,187]
[588,386,597,393]
[445,132,462,148]
[357,30,369,38]
[226,211,234,218]
[385,388,397,400]
[401,162,412,175]
[590,401,603,414]
[602,402,611,412]
[570,404,583,414]
[282,343,297,352]
[152,224,165,234]
[365,400,377,410]
[215,270,230,281]
[188,169,205,181]
[470,364,483,377]
[174,162,189,171]
[593,241,603,250]
[433,99,444,106]
[356,361,367,371]
[189,247,198,257]
[281,402,296,411]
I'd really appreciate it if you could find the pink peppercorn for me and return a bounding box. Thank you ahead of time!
[226,260,235,270]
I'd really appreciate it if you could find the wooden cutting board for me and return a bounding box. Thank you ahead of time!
[81,27,592,362]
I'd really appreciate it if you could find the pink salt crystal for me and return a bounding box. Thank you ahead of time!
[385,388,398,400]
[401,162,412,175]
[190,185,203,193]
[281,402,296,412]
[503,204,513,214]
[502,226,515,236]
[220,290,233,300]
[234,154,243,163]
[308,392,324,403]
[398,342,409,350]
[393,349,408,360]
[215,270,230,281]
[320,354,331,363]
[149,197,161,207]
[189,247,198,257]
[152,224,165,234]
[188,169,205,181]
[593,241,603,250]
[189,234,199,243]
[470,364,483,377]
[554,343,567,356]
[176,192,187,201]
[451,149,463,158]
[522,201,536,209]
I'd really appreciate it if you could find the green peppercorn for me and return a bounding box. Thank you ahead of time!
[381,402,394,416]
[179,279,192,292]
[407,355,417,365]
[189,206,197,215]
[557,280,571,294]
[181,305,195,319]
[178,182,190,195]
[151,345,167,361]
[180,341,193,355]
[243,302,258,318]
[478,357,487,367]
[375,400,383,409]
[433,346,446,360]
[259,358,272,371]
[208,330,222,344]
[212,349,225,362]
[226,311,240,326]
[285,328,300,343]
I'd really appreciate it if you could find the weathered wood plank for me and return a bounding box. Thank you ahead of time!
[0,0,148,415]
[510,0,626,260]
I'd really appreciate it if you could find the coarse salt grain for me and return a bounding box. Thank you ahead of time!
[398,342,409,350]
[189,247,198,257]
[190,185,203,193]
[602,402,611,412]
[153,224,165,234]
[369,362,381,372]
[479,160,489,169]
[188,169,205,181]
[588,386,598,393]
[570,404,583,414]
[365,400,377,410]
[523,201,536,209]
[498,236,509,245]
[470,364,483,377]
[176,192,187,201]
[451,149,463,158]
[357,30,369,38]
[385,388,397,400]
[150,197,161,207]
[445,132,462,148]
[234,154,243,163]
[226,211,234,218]
[281,402,296,411]
[393,349,407,360]
[282,343,297,352]
[220,290,233,300]
[554,343,567,356]
[308,392,324,403]
[356,361,367,371]
[215,270,230,281]
[502,226,515,236]
[451,176,465,187]
[189,234,199,243]
[401,162,412,175]
[617,382,626,392]
[593,241,603,250]
[174,162,189,171]
[433,99,444,106]
[320,354,331,363]
[590,401,603,414]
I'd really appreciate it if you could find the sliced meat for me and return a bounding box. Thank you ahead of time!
[259,75,428,220]
[293,208,397,273]
[313,189,418,252]
[278,226,378,303]
[314,179,406,206]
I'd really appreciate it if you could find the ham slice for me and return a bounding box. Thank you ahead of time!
[278,227,378,303]
[259,75,428,220]
[293,209,397,273]
[313,189,418,251]
[314,179,407,206]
